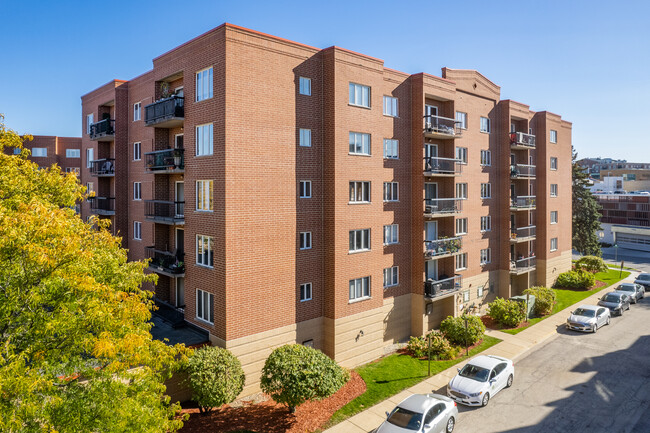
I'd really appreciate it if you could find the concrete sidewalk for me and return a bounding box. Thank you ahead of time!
[324,270,638,433]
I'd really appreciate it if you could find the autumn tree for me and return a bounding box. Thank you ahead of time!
[572,147,603,256]
[0,116,187,432]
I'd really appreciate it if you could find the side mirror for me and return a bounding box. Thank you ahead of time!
[423,424,431,430]
[490,378,496,384]
[386,411,390,418]
[570,310,574,314]
[457,368,461,373]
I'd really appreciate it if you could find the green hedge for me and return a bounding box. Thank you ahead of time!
[487,298,526,327]
[440,315,485,346]
[406,330,458,360]
[555,269,595,289]
[575,256,608,273]
[523,286,556,316]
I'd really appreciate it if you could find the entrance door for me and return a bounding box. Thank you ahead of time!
[176,228,184,255]
[425,221,438,241]
[425,104,438,127]
[426,261,438,281]
[510,153,516,166]
[510,214,516,230]
[175,277,185,308]
[175,182,184,217]
[174,134,184,149]
[425,143,438,158]
[424,182,438,208]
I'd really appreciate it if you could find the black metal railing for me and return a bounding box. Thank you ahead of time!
[424,198,463,215]
[89,158,115,176]
[510,132,535,147]
[145,247,185,275]
[510,164,536,178]
[144,96,184,126]
[510,257,537,273]
[144,148,184,172]
[89,118,115,139]
[424,157,462,175]
[89,197,115,213]
[425,275,462,298]
[510,196,536,209]
[423,115,462,137]
[511,226,536,240]
[144,200,184,222]
[424,237,462,258]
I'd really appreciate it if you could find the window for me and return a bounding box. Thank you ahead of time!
[86,148,94,168]
[66,149,80,158]
[349,277,370,301]
[550,130,557,143]
[86,182,94,198]
[300,283,312,301]
[349,229,370,252]
[455,253,467,271]
[550,157,558,170]
[456,111,467,129]
[550,184,558,197]
[133,142,141,161]
[481,183,491,199]
[133,221,142,240]
[349,181,370,203]
[32,148,47,157]
[349,132,371,155]
[86,114,94,134]
[196,235,214,267]
[196,123,213,156]
[196,180,213,211]
[13,147,20,155]
[299,231,312,250]
[456,183,468,199]
[299,180,312,198]
[349,82,370,108]
[175,134,184,149]
[383,139,399,159]
[480,116,490,133]
[480,150,491,166]
[480,216,492,232]
[383,182,399,202]
[551,237,558,252]
[196,67,213,101]
[462,290,470,302]
[383,96,398,117]
[480,248,491,265]
[383,266,398,288]
[477,285,484,297]
[65,167,80,175]
[196,289,214,323]
[551,211,558,224]
[455,147,468,164]
[133,102,141,121]
[133,182,141,200]
[384,224,398,245]
[299,77,311,96]
[299,129,311,147]
[456,218,468,235]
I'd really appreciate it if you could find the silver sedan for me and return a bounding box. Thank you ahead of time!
[566,305,610,332]
[615,283,645,304]
[374,393,458,433]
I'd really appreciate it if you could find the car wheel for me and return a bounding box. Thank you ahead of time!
[446,416,455,433]
[606,316,610,326]
[592,323,598,333]
[482,393,490,407]
[619,308,624,316]
[507,374,513,388]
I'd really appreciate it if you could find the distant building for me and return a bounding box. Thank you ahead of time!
[578,157,650,180]
[5,135,82,175]
[595,193,650,251]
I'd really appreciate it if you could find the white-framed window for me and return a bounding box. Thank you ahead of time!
[383,96,398,117]
[455,147,468,164]
[551,184,558,197]
[349,276,370,301]
[550,130,557,143]
[133,102,141,121]
[133,182,141,200]
[196,180,213,211]
[456,253,468,271]
[86,148,94,168]
[349,181,370,203]
[480,216,492,232]
[196,235,214,267]
[133,221,142,240]
[480,116,490,133]
[86,182,94,197]
[349,229,370,253]
[383,224,399,245]
[550,157,558,170]
[456,111,467,129]
[551,237,558,252]
[175,134,184,149]
[480,150,491,166]
[196,289,214,324]
[299,231,312,250]
[196,67,213,102]
[481,183,492,199]
[349,132,371,155]
[383,266,399,288]
[383,139,399,159]
[300,283,312,301]
[463,290,470,303]
[456,183,468,199]
[456,218,468,235]
[529,127,534,135]
[299,180,312,198]
[383,182,399,202]
[349,82,370,108]
[480,248,491,265]
[66,149,80,158]
[299,129,311,147]
[13,147,20,155]
[133,142,141,161]
[551,210,558,224]
[32,148,47,157]
[65,167,80,175]
[477,285,484,297]
[196,123,213,156]
[86,114,94,134]
[299,77,311,96]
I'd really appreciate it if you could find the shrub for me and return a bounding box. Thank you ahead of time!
[555,269,595,289]
[524,286,556,316]
[440,315,485,346]
[406,331,458,360]
[260,344,349,413]
[185,346,246,413]
[487,298,526,328]
[575,256,608,273]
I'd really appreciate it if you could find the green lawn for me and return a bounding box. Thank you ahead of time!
[326,336,501,427]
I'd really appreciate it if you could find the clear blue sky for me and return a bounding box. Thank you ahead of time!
[2,0,648,160]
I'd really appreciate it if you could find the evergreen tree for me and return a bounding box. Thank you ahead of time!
[572,148,603,256]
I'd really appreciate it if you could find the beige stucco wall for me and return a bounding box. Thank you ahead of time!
[536,250,572,287]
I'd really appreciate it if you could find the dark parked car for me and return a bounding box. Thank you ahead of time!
[634,273,650,291]
[615,283,645,303]
[598,291,631,316]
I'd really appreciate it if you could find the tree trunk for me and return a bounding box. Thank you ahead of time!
[289,405,296,414]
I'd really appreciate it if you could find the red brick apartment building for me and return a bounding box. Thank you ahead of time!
[5,135,81,175]
[80,23,572,395]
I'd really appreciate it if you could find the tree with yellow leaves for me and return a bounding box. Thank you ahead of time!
[0,115,188,432]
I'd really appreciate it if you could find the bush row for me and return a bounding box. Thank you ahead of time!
[406,315,486,360]
[555,269,595,289]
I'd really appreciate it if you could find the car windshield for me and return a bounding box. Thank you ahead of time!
[602,294,621,303]
[617,285,634,292]
[459,363,490,382]
[637,274,650,281]
[573,308,595,317]
[386,407,423,431]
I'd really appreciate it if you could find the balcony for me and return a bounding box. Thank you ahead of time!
[510,196,536,210]
[144,96,184,128]
[425,275,462,299]
[424,157,463,177]
[89,158,115,177]
[510,257,537,275]
[510,132,535,149]
[424,237,462,259]
[89,197,115,216]
[145,247,185,277]
[424,198,462,217]
[510,164,536,179]
[89,118,115,141]
[144,149,184,173]
[144,200,185,225]
[510,226,536,243]
[423,115,462,139]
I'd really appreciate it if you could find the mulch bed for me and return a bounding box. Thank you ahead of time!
[480,315,530,331]
[554,280,607,291]
[178,371,366,433]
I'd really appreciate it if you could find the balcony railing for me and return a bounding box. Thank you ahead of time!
[144,96,184,128]
[424,237,462,259]
[425,275,462,299]
[424,157,463,176]
[145,246,185,276]
[510,226,536,242]
[144,200,185,225]
[510,164,536,178]
[510,196,536,209]
[510,257,537,274]
[89,197,115,215]
[424,198,463,216]
[144,148,184,173]
[89,158,115,176]
[89,118,115,141]
[423,115,462,139]
[510,132,535,148]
